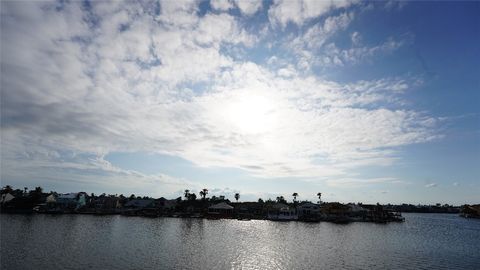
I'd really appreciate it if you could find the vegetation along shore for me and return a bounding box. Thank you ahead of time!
[1,186,478,223]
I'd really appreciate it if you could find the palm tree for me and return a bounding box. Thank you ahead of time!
[292,192,298,203]
[276,196,285,203]
[234,193,240,202]
[184,189,190,200]
[200,188,208,200]
[317,192,322,204]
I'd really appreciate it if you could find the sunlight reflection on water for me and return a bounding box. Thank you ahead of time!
[1,213,479,270]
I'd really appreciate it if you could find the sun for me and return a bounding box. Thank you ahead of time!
[226,94,277,134]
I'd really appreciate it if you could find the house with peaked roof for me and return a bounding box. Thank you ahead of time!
[1,193,15,205]
[297,202,321,220]
[208,202,234,218]
[122,199,155,216]
[56,193,87,211]
[267,203,298,221]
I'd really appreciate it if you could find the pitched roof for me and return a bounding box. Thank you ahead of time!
[1,193,15,203]
[209,202,234,210]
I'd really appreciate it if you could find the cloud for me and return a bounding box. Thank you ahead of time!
[210,0,235,11]
[286,12,410,69]
[210,0,262,16]
[1,1,440,190]
[233,0,263,16]
[269,0,358,27]
[326,177,404,188]
[425,183,438,188]
[351,31,361,45]
[321,36,408,66]
[384,0,407,11]
[292,12,354,50]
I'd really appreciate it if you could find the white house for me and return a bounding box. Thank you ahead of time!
[297,202,321,218]
[0,193,15,205]
[267,203,298,221]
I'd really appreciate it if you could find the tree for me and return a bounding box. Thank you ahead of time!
[184,189,190,200]
[29,186,43,203]
[317,192,322,204]
[276,196,286,204]
[234,193,240,202]
[199,188,208,200]
[188,193,197,201]
[1,185,13,194]
[34,186,43,194]
[292,192,298,203]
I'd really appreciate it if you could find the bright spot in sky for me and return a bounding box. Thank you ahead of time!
[225,94,278,134]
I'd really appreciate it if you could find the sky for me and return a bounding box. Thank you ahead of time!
[1,0,479,205]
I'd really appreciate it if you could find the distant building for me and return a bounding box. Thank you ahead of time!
[461,205,480,219]
[208,202,234,218]
[56,193,86,211]
[0,193,15,205]
[267,203,298,220]
[93,196,121,213]
[123,199,155,215]
[297,202,320,219]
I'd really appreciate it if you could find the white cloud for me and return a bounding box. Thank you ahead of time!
[233,0,263,16]
[293,12,354,50]
[210,0,234,11]
[326,177,403,188]
[1,1,439,190]
[425,183,438,188]
[286,12,409,69]
[351,31,361,45]
[269,0,358,27]
[210,0,262,16]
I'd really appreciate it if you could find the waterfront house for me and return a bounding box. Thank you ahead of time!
[297,202,321,220]
[92,196,121,214]
[461,204,480,219]
[234,202,264,219]
[208,202,234,218]
[155,197,178,213]
[123,199,155,216]
[267,203,298,221]
[0,193,15,205]
[56,193,87,211]
[46,194,56,204]
[347,203,369,221]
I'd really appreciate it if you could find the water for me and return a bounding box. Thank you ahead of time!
[1,213,479,269]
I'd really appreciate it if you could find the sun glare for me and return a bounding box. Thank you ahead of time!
[226,94,277,134]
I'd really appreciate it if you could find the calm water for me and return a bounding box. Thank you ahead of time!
[1,213,479,269]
